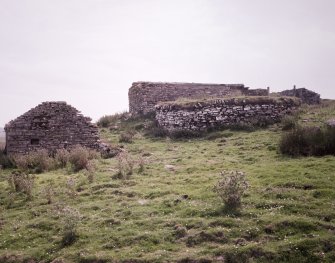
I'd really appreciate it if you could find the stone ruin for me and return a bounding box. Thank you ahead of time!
[156,97,301,132]
[279,87,321,104]
[5,102,100,156]
[128,81,269,115]
[128,81,321,132]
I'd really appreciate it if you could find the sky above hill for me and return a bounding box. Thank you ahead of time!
[1,0,335,126]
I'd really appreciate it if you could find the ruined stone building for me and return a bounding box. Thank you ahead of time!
[5,102,99,156]
[128,81,321,132]
[128,81,269,115]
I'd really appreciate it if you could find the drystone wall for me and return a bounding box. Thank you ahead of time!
[129,82,268,115]
[279,88,320,104]
[155,97,300,132]
[5,102,100,156]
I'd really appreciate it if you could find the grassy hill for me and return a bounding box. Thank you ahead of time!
[0,101,335,262]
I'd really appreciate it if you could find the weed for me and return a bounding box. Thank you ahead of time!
[8,171,35,199]
[281,115,298,130]
[68,145,90,172]
[41,182,55,204]
[66,177,77,198]
[116,151,134,179]
[137,156,145,173]
[280,125,335,156]
[213,170,249,211]
[0,148,13,169]
[54,148,70,168]
[13,149,54,173]
[84,161,96,183]
[97,112,129,128]
[119,131,135,143]
[57,206,82,247]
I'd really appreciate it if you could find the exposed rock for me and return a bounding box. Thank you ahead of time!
[326,118,335,127]
[164,164,176,172]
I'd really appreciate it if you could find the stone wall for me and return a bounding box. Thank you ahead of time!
[129,82,268,115]
[279,88,320,104]
[5,102,100,156]
[155,97,300,131]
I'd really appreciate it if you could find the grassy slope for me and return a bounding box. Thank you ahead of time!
[0,101,335,262]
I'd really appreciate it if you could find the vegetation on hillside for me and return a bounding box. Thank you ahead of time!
[0,101,334,262]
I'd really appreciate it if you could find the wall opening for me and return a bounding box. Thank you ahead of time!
[31,138,40,145]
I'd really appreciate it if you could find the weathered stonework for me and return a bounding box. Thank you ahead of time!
[5,102,100,156]
[129,81,268,115]
[155,97,301,132]
[279,88,320,104]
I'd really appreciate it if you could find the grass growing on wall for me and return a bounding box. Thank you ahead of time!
[0,101,334,262]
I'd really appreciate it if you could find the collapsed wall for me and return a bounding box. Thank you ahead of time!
[155,97,300,132]
[129,82,268,115]
[279,88,320,104]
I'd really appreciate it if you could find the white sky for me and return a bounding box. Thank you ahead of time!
[1,0,335,126]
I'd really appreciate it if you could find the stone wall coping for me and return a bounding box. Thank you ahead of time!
[132,81,245,87]
[155,96,301,110]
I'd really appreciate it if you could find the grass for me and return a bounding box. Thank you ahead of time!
[0,101,335,262]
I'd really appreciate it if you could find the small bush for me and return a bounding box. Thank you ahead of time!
[280,126,335,156]
[42,182,55,204]
[57,206,82,247]
[0,151,13,169]
[55,149,70,168]
[281,115,298,131]
[66,177,77,198]
[137,156,145,173]
[97,112,129,128]
[213,170,249,211]
[116,151,134,179]
[13,149,54,173]
[8,171,35,199]
[145,120,169,138]
[68,145,90,172]
[119,131,135,143]
[84,161,96,183]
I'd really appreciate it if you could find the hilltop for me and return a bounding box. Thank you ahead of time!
[0,101,334,262]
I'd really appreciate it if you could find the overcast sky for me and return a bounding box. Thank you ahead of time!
[1,0,334,126]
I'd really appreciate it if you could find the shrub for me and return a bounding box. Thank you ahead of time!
[116,151,134,179]
[8,171,35,199]
[145,120,169,138]
[84,161,96,183]
[57,206,82,247]
[42,182,55,204]
[66,177,77,198]
[281,115,298,131]
[0,150,13,169]
[55,148,70,168]
[138,156,145,174]
[68,145,90,172]
[280,126,335,156]
[13,149,54,173]
[97,112,129,128]
[213,170,249,211]
[119,131,135,143]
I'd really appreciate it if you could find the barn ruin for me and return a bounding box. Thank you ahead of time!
[128,81,269,115]
[5,102,100,156]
